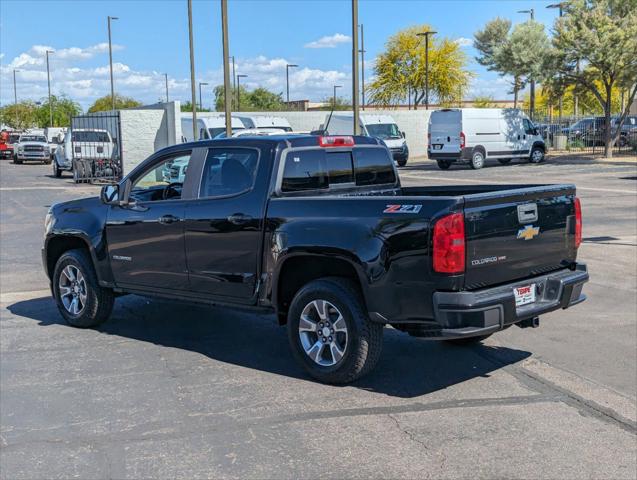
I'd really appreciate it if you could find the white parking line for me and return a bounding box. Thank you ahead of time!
[399,173,637,195]
[0,186,95,191]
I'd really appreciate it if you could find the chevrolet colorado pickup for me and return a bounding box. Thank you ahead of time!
[43,135,588,383]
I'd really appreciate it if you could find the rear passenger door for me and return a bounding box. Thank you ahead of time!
[183,146,268,300]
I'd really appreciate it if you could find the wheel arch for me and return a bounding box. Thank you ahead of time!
[44,235,102,284]
[473,144,487,158]
[532,140,546,152]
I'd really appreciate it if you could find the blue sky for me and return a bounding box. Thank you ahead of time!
[0,0,561,110]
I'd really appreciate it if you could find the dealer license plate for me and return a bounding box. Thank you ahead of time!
[433,144,443,150]
[514,284,536,307]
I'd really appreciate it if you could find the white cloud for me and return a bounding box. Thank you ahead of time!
[6,43,124,69]
[304,33,351,49]
[455,37,473,48]
[468,76,512,99]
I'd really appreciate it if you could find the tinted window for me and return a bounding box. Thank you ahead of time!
[366,123,401,139]
[200,148,258,198]
[281,149,327,192]
[131,153,192,202]
[327,151,354,185]
[353,148,396,186]
[523,119,535,135]
[72,131,110,142]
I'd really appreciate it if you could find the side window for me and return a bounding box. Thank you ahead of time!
[199,127,209,140]
[353,148,396,186]
[199,148,258,198]
[281,150,327,192]
[131,152,191,202]
[523,119,535,135]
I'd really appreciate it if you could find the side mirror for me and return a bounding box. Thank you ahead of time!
[101,184,121,205]
[402,131,406,138]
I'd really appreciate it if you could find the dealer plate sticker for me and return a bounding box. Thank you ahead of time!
[514,284,536,307]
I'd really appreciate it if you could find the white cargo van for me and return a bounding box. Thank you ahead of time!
[428,108,546,169]
[235,115,293,132]
[324,112,409,166]
[181,115,246,142]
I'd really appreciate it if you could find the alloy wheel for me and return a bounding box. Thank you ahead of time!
[58,265,87,315]
[298,299,348,367]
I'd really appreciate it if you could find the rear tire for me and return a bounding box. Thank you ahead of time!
[397,158,407,167]
[53,161,61,178]
[436,160,451,170]
[445,334,492,346]
[497,158,511,165]
[287,277,383,384]
[13,158,22,164]
[470,150,485,169]
[52,249,114,328]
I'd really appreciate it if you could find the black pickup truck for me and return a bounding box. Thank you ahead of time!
[43,135,588,383]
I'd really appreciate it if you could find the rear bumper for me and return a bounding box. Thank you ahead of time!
[432,264,589,339]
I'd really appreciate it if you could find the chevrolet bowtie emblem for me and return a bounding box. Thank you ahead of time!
[517,225,540,240]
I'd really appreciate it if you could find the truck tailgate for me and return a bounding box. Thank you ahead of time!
[463,185,578,289]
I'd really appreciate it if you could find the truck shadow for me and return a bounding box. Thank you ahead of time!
[8,295,531,399]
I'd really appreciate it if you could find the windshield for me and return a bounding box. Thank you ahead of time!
[72,131,111,142]
[8,135,20,144]
[365,123,401,139]
[209,127,244,139]
[19,136,47,143]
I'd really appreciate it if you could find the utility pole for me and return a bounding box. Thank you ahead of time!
[286,64,298,107]
[107,16,118,111]
[46,50,54,126]
[351,0,360,134]
[187,0,197,140]
[230,56,236,109]
[417,31,436,110]
[221,0,232,136]
[237,75,247,111]
[198,82,209,110]
[164,73,169,102]
[359,23,365,110]
[13,69,19,127]
[518,9,535,118]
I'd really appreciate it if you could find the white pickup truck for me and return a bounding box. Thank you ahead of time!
[53,128,114,178]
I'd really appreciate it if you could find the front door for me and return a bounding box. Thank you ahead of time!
[184,146,266,300]
[106,151,194,291]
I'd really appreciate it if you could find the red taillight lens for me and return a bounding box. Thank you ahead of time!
[574,197,582,248]
[433,212,466,274]
[318,136,354,147]
[460,132,466,149]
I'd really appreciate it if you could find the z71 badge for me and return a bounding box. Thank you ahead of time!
[383,204,423,214]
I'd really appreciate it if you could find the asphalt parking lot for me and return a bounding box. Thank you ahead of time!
[1,155,636,479]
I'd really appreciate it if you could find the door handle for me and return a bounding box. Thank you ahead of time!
[227,213,252,225]
[158,214,180,225]
[518,135,521,140]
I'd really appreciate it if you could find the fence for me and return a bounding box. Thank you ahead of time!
[524,110,637,155]
[70,112,123,183]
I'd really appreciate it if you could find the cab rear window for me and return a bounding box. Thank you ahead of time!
[281,147,395,192]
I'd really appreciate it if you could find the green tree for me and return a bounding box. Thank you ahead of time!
[472,95,496,108]
[368,25,472,109]
[0,101,40,130]
[474,18,549,110]
[544,0,637,157]
[213,85,284,112]
[88,94,142,113]
[317,96,351,111]
[0,95,80,129]
[179,101,210,113]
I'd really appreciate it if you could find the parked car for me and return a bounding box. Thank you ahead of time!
[45,127,67,160]
[235,114,293,132]
[181,115,246,142]
[428,108,546,169]
[324,113,409,167]
[580,115,637,147]
[53,128,115,178]
[561,117,604,141]
[42,134,588,383]
[14,133,51,164]
[0,130,14,160]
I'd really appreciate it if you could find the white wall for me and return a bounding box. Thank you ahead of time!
[119,109,166,173]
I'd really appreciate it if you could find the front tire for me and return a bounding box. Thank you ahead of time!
[52,249,114,328]
[470,150,485,169]
[530,146,545,163]
[436,159,451,170]
[287,277,383,384]
[53,161,61,177]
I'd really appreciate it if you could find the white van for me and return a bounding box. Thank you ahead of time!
[234,115,293,132]
[428,108,546,169]
[181,115,246,142]
[324,112,409,166]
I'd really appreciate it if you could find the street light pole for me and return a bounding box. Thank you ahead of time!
[46,50,54,126]
[237,75,247,111]
[351,0,360,134]
[13,69,19,127]
[221,0,232,136]
[198,82,209,110]
[164,73,169,103]
[107,16,119,111]
[359,23,365,110]
[547,3,565,119]
[286,64,298,106]
[230,56,236,109]
[518,9,535,119]
[417,31,436,110]
[187,0,197,140]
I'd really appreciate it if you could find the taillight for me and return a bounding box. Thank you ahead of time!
[318,136,354,147]
[574,197,582,248]
[460,132,466,149]
[433,212,466,274]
